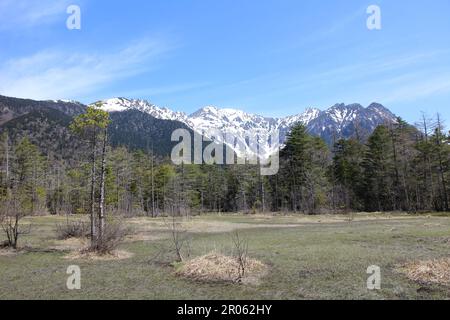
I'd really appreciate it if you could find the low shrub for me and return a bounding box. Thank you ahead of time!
[85,221,130,255]
[56,219,89,240]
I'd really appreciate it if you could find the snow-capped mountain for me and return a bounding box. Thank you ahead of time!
[307,103,397,144]
[100,98,189,122]
[96,98,397,158]
[187,106,282,157]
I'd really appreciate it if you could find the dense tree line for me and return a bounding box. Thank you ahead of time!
[1,112,450,220]
[329,116,450,213]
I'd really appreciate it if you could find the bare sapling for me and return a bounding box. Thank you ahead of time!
[84,218,130,255]
[164,214,191,263]
[231,231,249,283]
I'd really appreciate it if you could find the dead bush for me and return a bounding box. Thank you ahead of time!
[84,220,130,255]
[232,231,249,282]
[56,219,89,240]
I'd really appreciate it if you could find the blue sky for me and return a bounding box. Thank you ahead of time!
[0,0,450,123]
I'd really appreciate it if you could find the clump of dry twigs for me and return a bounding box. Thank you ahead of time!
[397,258,450,285]
[176,251,267,284]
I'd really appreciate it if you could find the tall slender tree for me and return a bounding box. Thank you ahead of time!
[70,105,110,245]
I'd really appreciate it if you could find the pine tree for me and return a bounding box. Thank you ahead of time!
[279,124,331,214]
[332,138,364,211]
[362,126,394,211]
[70,105,110,244]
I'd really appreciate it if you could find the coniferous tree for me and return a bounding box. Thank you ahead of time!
[362,126,395,211]
[70,105,110,244]
[332,139,365,211]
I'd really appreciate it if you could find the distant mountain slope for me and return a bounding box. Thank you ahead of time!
[0,107,85,160]
[109,109,194,156]
[0,95,194,158]
[0,95,85,126]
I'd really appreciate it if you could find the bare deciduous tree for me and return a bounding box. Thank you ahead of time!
[0,196,31,249]
[163,214,191,262]
[231,231,249,282]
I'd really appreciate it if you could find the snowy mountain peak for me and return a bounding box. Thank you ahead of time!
[97,97,130,112]
[189,105,221,118]
[190,105,261,121]
[50,99,82,105]
[367,102,395,117]
[324,103,363,124]
[97,97,189,122]
[281,107,321,127]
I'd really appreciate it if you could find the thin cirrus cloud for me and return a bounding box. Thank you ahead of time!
[0,0,73,30]
[214,51,447,100]
[0,39,172,101]
[115,82,212,101]
[199,49,450,117]
[381,75,450,104]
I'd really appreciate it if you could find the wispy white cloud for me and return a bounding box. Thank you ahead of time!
[203,49,450,113]
[0,0,72,30]
[317,5,367,37]
[381,75,450,103]
[117,82,211,100]
[291,51,448,89]
[0,38,172,100]
[212,51,445,98]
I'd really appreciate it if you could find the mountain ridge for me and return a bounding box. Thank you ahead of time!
[0,94,399,159]
[97,97,398,154]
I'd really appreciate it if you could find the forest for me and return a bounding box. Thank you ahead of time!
[0,106,449,226]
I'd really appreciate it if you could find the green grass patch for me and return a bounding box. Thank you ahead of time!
[1,214,450,299]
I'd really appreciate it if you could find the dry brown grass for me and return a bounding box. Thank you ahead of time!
[50,237,87,251]
[176,252,268,285]
[0,248,18,256]
[397,258,450,285]
[124,233,165,243]
[64,249,134,261]
[57,236,133,261]
[126,213,423,236]
[423,223,442,227]
[128,218,303,234]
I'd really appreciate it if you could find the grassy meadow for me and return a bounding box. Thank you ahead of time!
[1,213,450,300]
